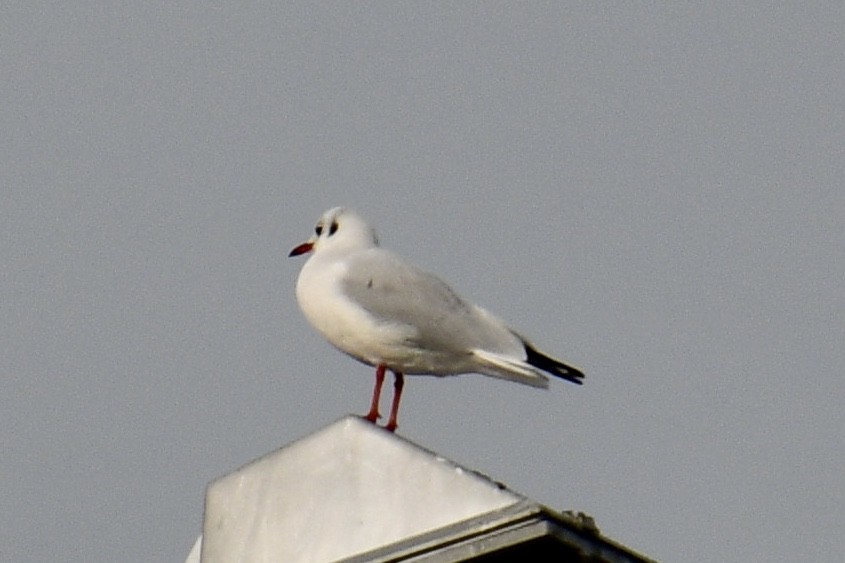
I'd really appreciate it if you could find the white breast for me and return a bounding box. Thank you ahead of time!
[295,254,414,367]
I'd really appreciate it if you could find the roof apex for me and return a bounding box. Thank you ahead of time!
[201,416,524,562]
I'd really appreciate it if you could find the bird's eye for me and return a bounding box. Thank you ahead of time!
[315,224,323,236]
[329,221,339,235]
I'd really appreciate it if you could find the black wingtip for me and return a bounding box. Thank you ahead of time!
[524,342,585,385]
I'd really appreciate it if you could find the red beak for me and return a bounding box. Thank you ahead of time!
[289,242,314,257]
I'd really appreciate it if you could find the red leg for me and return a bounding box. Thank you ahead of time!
[363,364,386,423]
[384,371,404,432]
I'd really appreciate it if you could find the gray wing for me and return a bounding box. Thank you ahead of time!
[341,249,521,356]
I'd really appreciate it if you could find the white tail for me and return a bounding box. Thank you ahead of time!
[470,349,550,389]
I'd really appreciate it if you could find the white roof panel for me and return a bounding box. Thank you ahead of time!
[200,416,524,563]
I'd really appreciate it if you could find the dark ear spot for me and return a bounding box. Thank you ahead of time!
[329,221,339,235]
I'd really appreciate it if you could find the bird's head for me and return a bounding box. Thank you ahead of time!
[289,207,379,257]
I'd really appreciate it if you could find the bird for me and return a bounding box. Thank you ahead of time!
[289,207,583,431]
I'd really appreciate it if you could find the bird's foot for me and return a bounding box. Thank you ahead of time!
[362,410,380,424]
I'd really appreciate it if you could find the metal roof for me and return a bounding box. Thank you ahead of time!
[196,416,653,562]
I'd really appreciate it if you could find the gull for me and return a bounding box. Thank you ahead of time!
[289,207,584,431]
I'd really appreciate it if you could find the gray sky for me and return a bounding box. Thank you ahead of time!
[2,4,843,562]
